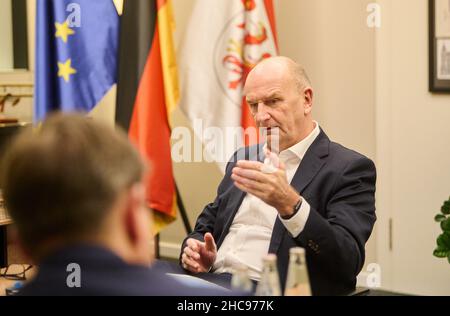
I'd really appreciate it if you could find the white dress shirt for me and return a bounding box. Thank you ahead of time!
[213,122,321,281]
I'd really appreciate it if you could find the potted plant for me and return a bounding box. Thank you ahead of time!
[433,196,450,264]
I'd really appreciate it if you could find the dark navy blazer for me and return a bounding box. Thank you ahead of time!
[182,129,376,296]
[19,245,232,296]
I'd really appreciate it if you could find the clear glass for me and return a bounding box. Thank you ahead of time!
[255,254,281,296]
[231,264,253,292]
[284,247,312,296]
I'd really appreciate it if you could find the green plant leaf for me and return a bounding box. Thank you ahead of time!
[435,198,450,263]
[442,200,450,215]
[440,218,450,232]
[433,247,448,258]
[437,233,450,249]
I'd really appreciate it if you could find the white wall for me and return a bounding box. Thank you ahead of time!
[276,0,376,160]
[376,0,450,295]
[0,0,13,70]
[275,0,450,296]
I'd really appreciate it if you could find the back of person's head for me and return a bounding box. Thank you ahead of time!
[0,113,152,263]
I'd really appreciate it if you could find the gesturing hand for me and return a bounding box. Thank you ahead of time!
[181,233,217,273]
[231,150,301,217]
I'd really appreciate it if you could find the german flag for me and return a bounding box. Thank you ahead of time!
[116,0,179,232]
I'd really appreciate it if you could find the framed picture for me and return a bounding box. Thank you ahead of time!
[429,0,450,92]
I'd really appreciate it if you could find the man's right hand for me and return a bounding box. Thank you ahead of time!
[181,233,217,273]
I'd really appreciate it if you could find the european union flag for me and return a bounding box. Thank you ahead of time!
[35,0,119,122]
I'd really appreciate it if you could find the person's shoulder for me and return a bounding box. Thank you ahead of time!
[18,265,236,296]
[322,140,377,186]
[329,140,372,162]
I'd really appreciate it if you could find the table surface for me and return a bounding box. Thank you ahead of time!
[0,259,409,296]
[0,265,36,296]
[155,260,409,296]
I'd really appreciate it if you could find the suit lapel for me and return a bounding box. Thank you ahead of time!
[269,219,285,253]
[291,129,330,194]
[269,130,330,254]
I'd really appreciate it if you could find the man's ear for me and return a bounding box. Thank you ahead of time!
[303,87,313,114]
[124,182,154,264]
[124,183,146,244]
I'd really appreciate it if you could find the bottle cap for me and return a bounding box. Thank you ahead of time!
[289,247,305,255]
[233,263,249,273]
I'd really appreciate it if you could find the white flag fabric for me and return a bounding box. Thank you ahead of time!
[178,0,278,172]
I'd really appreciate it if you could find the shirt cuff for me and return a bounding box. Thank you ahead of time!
[279,198,311,238]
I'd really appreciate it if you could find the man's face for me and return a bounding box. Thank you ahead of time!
[244,63,309,152]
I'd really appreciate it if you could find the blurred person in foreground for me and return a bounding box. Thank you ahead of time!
[0,113,232,296]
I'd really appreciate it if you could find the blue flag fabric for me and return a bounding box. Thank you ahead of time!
[35,0,119,122]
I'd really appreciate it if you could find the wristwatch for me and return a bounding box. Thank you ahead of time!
[281,198,302,220]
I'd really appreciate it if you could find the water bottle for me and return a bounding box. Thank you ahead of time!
[231,264,253,292]
[284,247,312,296]
[255,254,281,296]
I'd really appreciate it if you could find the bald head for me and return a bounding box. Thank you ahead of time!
[245,56,312,93]
[243,56,315,151]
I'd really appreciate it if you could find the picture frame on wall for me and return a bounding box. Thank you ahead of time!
[429,0,450,92]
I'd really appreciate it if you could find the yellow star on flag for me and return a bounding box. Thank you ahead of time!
[55,21,75,43]
[58,59,77,82]
[113,0,124,15]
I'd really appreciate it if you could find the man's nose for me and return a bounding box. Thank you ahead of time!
[254,104,271,122]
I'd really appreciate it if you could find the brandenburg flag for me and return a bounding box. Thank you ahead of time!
[178,0,278,172]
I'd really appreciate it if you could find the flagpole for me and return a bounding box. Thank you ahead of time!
[154,233,160,259]
[154,183,191,260]
[175,183,192,235]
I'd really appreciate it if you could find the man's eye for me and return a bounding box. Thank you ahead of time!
[266,99,278,105]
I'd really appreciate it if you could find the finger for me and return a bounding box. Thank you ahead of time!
[182,253,199,271]
[186,238,199,252]
[234,180,266,197]
[264,151,282,170]
[265,149,278,160]
[232,173,266,192]
[232,167,267,182]
[204,233,216,252]
[184,246,200,260]
[270,151,283,170]
[236,160,264,171]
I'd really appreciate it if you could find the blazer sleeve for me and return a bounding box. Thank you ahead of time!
[179,155,237,264]
[294,156,377,283]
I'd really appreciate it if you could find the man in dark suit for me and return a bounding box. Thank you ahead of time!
[0,114,230,296]
[180,56,376,296]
